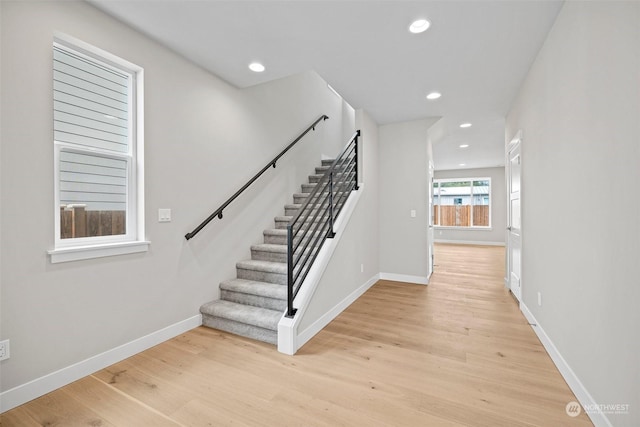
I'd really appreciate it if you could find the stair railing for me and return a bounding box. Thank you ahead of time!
[286,130,360,317]
[185,115,329,240]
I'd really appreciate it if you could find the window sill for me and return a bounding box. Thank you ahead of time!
[434,226,493,231]
[48,240,150,264]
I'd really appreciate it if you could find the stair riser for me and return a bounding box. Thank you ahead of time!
[315,166,348,174]
[221,290,286,311]
[285,206,323,216]
[202,315,277,345]
[264,233,287,245]
[251,248,287,263]
[293,194,312,204]
[293,187,351,203]
[263,231,326,248]
[275,217,330,229]
[301,182,347,193]
[301,184,316,193]
[237,267,286,285]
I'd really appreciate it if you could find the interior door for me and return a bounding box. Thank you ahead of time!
[507,136,522,301]
[427,161,435,280]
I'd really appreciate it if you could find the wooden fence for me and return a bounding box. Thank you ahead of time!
[434,205,489,227]
[60,206,125,239]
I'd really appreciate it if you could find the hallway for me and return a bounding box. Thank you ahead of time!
[1,244,592,426]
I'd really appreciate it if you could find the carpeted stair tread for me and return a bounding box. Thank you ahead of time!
[200,300,281,331]
[275,215,328,222]
[236,259,287,274]
[251,243,288,262]
[251,243,287,254]
[220,278,286,300]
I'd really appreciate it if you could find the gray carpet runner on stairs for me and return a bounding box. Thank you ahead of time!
[200,159,335,345]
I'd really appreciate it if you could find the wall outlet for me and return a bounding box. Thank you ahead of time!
[410,209,416,218]
[360,263,364,273]
[0,339,10,361]
[537,292,542,306]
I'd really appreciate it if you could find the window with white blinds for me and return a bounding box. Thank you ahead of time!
[52,39,144,257]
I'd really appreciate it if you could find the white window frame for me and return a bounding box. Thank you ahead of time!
[433,177,492,230]
[48,34,148,263]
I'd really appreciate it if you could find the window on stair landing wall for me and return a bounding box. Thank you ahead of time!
[49,35,147,263]
[433,178,491,228]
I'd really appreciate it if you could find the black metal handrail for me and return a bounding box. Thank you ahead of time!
[286,130,360,317]
[185,115,329,240]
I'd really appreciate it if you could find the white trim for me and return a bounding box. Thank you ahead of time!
[51,35,146,261]
[435,239,505,246]
[47,240,150,263]
[379,272,429,285]
[0,315,202,413]
[520,303,611,427]
[296,273,379,351]
[278,186,363,355]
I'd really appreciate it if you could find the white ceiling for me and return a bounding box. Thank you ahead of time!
[88,0,562,171]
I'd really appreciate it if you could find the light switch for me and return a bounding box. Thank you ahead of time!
[159,208,171,222]
[410,210,416,218]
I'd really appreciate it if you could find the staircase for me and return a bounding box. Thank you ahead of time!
[200,159,335,345]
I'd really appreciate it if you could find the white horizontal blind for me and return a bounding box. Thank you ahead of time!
[54,43,134,241]
[59,151,127,211]
[53,46,130,153]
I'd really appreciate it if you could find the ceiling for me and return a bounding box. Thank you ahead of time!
[88,0,562,171]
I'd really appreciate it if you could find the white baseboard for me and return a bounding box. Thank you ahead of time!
[0,314,202,413]
[520,304,611,427]
[296,273,380,349]
[379,272,429,285]
[435,239,505,246]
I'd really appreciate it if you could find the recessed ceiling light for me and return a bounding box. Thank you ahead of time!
[248,62,265,73]
[409,19,430,34]
[460,123,472,128]
[426,92,441,100]
[459,144,469,148]
[459,163,466,166]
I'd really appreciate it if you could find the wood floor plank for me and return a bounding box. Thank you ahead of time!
[1,243,593,426]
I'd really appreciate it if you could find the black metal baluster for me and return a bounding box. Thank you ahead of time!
[286,223,296,318]
[354,132,360,191]
[328,171,336,238]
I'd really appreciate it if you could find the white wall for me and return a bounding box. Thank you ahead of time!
[297,109,380,333]
[434,167,506,245]
[506,2,639,426]
[0,0,354,396]
[378,118,438,281]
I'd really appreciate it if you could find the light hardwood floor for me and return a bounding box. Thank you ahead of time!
[1,244,593,426]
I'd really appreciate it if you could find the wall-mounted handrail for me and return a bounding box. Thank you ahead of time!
[286,130,360,317]
[185,115,329,240]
